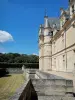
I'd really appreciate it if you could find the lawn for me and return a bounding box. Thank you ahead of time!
[0,74,25,100]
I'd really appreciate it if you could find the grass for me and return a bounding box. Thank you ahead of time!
[0,74,25,100]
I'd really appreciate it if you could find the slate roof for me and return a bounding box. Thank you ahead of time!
[39,18,60,36]
[48,18,60,30]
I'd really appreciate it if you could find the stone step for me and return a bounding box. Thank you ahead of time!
[32,79,73,95]
[38,96,75,100]
[37,93,74,97]
[37,91,65,96]
[32,79,73,87]
[34,85,73,93]
[35,89,74,96]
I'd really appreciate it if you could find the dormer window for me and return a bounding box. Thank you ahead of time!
[72,5,74,14]
[48,31,53,36]
[48,32,50,36]
[73,49,75,53]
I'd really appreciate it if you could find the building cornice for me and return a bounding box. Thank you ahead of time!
[52,43,75,56]
[44,35,53,37]
[39,56,52,59]
[39,34,44,38]
[39,42,52,47]
[39,43,75,59]
[44,27,51,29]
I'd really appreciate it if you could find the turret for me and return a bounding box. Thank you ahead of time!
[44,16,49,28]
[39,24,44,71]
[43,14,52,71]
[39,24,44,45]
[44,15,53,40]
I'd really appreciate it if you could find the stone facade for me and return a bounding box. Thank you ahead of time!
[39,0,75,72]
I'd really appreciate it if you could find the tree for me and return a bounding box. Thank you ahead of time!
[0,53,39,63]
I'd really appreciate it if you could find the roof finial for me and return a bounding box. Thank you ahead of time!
[45,8,47,17]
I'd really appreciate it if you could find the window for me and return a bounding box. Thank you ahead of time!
[63,55,65,61]
[73,49,75,53]
[73,21,75,28]
[48,31,53,37]
[74,63,75,69]
[54,42,56,52]
[63,55,65,66]
[62,34,64,41]
[62,34,64,48]
[72,5,74,14]
[54,58,56,68]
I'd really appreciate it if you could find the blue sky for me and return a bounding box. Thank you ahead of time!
[0,0,68,54]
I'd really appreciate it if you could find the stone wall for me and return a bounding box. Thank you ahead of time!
[7,68,23,74]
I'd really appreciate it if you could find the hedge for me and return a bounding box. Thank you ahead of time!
[0,68,9,77]
[0,63,39,69]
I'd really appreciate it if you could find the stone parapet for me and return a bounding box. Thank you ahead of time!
[25,69,38,80]
[36,71,65,79]
[32,79,73,95]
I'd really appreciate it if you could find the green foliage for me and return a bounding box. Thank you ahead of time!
[0,53,39,68]
[0,53,39,63]
[0,63,39,69]
[0,68,9,77]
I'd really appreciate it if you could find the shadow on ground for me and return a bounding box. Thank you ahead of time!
[0,68,9,77]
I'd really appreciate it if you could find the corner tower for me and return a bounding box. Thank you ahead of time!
[39,24,44,71]
[43,15,52,71]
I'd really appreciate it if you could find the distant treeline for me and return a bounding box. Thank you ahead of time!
[0,53,39,63]
[0,53,39,69]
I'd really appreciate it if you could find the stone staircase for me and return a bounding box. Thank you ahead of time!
[32,71,75,100]
[31,79,75,100]
[10,69,75,100]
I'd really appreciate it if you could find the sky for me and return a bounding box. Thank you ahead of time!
[0,0,68,55]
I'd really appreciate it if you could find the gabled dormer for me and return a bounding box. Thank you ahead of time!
[60,8,70,30]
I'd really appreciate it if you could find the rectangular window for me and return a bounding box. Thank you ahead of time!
[54,58,56,68]
[72,5,74,14]
[54,42,56,52]
[63,55,65,67]
[62,34,64,48]
[63,55,65,60]
[74,63,75,69]
[73,49,75,53]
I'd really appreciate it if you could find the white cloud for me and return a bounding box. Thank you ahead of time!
[0,30,14,43]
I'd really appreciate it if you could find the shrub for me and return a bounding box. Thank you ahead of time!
[0,68,9,77]
[0,63,39,69]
